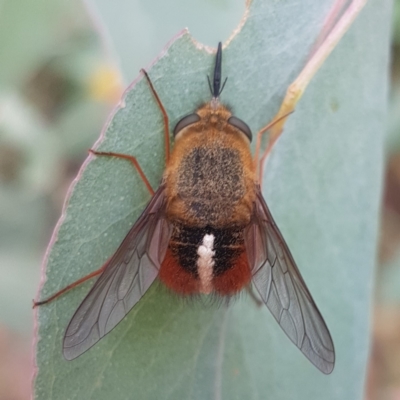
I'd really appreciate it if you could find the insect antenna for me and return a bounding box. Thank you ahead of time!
[208,42,228,99]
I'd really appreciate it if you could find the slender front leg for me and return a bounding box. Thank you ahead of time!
[253,112,294,172]
[89,150,155,195]
[141,69,170,163]
[255,0,367,182]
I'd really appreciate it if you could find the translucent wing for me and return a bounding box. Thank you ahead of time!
[63,185,171,360]
[245,186,335,374]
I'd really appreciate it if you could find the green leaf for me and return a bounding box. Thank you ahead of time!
[88,0,246,83]
[34,0,391,399]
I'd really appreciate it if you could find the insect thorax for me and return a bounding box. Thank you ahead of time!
[175,145,246,226]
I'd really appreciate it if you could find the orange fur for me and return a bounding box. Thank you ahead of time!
[159,248,199,295]
[161,102,255,296]
[163,103,257,228]
[159,246,251,296]
[213,251,251,295]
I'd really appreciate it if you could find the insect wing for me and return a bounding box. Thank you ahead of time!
[63,185,171,360]
[245,187,335,374]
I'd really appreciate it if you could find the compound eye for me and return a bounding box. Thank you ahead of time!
[227,116,252,142]
[173,113,200,137]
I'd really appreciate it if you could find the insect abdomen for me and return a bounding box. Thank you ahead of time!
[158,223,251,295]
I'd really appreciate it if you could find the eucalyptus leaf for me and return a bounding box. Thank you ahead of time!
[87,0,246,83]
[34,0,391,399]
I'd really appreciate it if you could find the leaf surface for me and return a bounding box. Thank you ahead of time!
[34,0,391,399]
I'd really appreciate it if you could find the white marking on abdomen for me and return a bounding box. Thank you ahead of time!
[197,234,215,294]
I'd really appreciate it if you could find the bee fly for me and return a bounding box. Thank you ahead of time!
[35,43,335,374]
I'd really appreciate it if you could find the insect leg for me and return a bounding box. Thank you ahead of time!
[253,111,294,177]
[141,69,170,163]
[255,0,367,183]
[89,150,154,195]
[33,258,110,308]
[35,73,169,308]
[34,149,154,308]
[87,69,171,194]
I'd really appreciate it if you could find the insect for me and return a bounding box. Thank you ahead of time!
[35,43,336,373]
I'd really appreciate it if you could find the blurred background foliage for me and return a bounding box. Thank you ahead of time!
[0,0,121,397]
[371,1,400,399]
[0,0,398,398]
